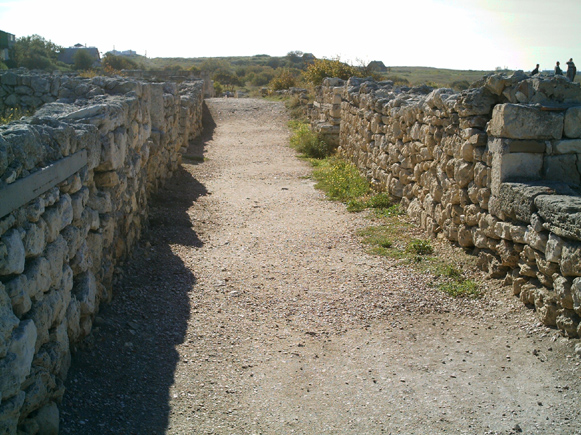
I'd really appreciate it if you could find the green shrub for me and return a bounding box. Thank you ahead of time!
[439,280,480,298]
[312,157,371,201]
[270,68,297,90]
[213,81,223,95]
[302,58,363,85]
[289,122,332,158]
[407,238,433,255]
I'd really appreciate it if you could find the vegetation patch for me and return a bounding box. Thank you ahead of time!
[289,121,334,159]
[1,107,30,125]
[302,150,482,299]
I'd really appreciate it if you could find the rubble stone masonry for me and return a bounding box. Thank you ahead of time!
[0,71,203,432]
[310,72,581,338]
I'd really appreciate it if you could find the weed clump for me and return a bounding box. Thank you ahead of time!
[289,121,333,159]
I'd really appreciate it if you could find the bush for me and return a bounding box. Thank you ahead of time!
[312,157,371,201]
[270,68,296,91]
[102,53,137,71]
[213,81,223,95]
[302,58,363,85]
[73,49,94,70]
[289,122,331,158]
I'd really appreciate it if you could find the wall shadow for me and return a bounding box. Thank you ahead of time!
[59,109,214,434]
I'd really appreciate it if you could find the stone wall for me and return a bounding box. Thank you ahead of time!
[0,72,204,432]
[310,73,581,337]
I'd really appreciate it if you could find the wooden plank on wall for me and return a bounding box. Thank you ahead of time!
[0,150,88,219]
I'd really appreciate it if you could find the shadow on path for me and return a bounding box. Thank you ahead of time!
[59,105,216,434]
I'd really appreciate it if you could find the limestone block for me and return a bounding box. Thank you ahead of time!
[455,87,497,117]
[497,239,519,267]
[496,183,553,223]
[0,320,37,398]
[42,195,73,244]
[564,106,581,138]
[561,240,581,276]
[61,225,82,259]
[24,257,52,300]
[96,129,128,172]
[572,277,581,315]
[545,233,564,263]
[554,275,574,310]
[536,194,581,242]
[0,283,19,358]
[494,221,513,240]
[553,138,581,154]
[0,391,25,434]
[23,220,46,259]
[0,229,25,276]
[65,297,81,342]
[543,155,581,185]
[453,160,473,188]
[534,288,558,326]
[73,271,97,316]
[473,229,489,249]
[87,191,112,214]
[524,227,548,253]
[490,152,543,195]
[70,241,92,275]
[556,309,579,337]
[4,275,31,317]
[45,236,68,288]
[534,251,560,277]
[488,104,564,140]
[33,401,59,435]
[25,198,45,223]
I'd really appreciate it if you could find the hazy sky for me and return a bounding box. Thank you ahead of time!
[1,0,579,71]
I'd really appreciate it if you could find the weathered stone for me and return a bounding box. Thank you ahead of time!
[561,240,581,276]
[534,288,558,326]
[556,309,580,337]
[536,195,581,242]
[0,283,19,358]
[0,320,37,398]
[524,227,548,253]
[564,106,581,138]
[488,104,564,140]
[545,233,564,263]
[0,229,25,276]
[73,271,97,316]
[554,275,574,310]
[33,401,59,435]
[0,391,25,434]
[543,155,581,185]
[23,220,46,259]
[572,277,581,315]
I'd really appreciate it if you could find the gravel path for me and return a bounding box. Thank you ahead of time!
[60,98,581,435]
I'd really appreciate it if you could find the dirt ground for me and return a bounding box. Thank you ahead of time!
[60,98,581,435]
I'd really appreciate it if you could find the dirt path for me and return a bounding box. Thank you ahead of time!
[60,98,581,435]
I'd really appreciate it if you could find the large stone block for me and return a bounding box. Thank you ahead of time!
[0,320,37,399]
[536,194,581,242]
[543,155,581,185]
[561,240,581,276]
[564,106,581,138]
[0,230,25,276]
[490,149,543,195]
[0,283,19,358]
[488,104,564,140]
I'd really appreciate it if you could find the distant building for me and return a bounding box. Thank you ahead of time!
[368,60,387,72]
[58,43,101,65]
[108,49,137,57]
[0,30,16,61]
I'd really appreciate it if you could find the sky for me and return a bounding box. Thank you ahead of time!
[1,0,579,71]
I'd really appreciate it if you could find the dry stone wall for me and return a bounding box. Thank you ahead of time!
[310,73,581,337]
[0,72,203,433]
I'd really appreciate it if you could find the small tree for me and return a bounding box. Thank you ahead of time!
[74,49,94,70]
[13,34,62,70]
[269,68,296,90]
